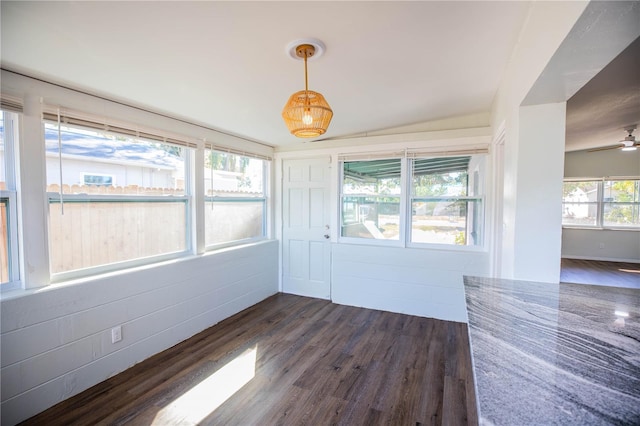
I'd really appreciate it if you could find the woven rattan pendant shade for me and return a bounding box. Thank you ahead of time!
[282,43,333,138]
[282,90,333,138]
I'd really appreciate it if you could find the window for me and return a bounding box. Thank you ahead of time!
[341,159,402,240]
[204,148,267,247]
[82,173,114,186]
[340,154,485,247]
[562,179,640,228]
[0,110,20,290]
[44,120,192,277]
[562,180,599,226]
[410,157,483,246]
[603,180,640,227]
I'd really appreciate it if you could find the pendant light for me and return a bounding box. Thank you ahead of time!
[282,40,333,138]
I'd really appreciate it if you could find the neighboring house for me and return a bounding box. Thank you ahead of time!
[38,125,262,194]
[43,124,183,190]
[563,187,590,219]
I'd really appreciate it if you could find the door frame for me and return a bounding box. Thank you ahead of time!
[276,155,335,298]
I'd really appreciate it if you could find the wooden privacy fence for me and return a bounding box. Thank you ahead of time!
[47,184,187,274]
[47,183,185,196]
[2,184,261,278]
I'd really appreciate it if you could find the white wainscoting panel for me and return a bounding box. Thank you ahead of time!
[0,241,278,425]
[331,243,489,323]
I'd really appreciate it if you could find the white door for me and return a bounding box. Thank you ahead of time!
[282,158,332,299]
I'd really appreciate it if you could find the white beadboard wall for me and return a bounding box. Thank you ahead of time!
[0,240,278,426]
[331,243,489,323]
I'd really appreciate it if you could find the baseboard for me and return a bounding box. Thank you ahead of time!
[562,255,640,264]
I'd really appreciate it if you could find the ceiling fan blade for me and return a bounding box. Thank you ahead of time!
[587,144,622,152]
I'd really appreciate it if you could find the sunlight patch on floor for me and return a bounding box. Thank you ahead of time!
[154,346,257,424]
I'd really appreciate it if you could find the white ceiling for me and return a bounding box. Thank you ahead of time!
[0,1,531,148]
[565,36,640,152]
[2,1,638,152]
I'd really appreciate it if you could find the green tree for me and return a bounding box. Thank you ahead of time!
[609,180,637,202]
[604,180,639,225]
[206,151,249,173]
[414,171,467,197]
[562,181,580,198]
[152,143,182,158]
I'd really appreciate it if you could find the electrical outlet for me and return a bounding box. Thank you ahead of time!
[111,326,122,344]
[598,243,605,249]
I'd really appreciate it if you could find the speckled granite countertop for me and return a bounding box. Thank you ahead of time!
[464,276,640,426]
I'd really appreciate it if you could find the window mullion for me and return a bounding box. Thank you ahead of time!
[15,98,52,288]
[338,162,344,241]
[188,146,202,255]
[1,111,21,290]
[597,180,604,227]
[4,114,17,190]
[403,158,411,248]
[263,160,269,239]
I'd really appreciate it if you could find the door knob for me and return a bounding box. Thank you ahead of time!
[324,234,330,239]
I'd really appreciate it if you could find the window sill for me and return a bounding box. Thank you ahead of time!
[562,226,640,232]
[205,237,269,252]
[0,280,22,295]
[406,242,487,252]
[337,237,487,252]
[0,239,276,302]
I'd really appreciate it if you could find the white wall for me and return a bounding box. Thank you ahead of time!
[562,148,640,262]
[490,1,589,281]
[0,241,278,425]
[1,71,279,425]
[564,148,640,178]
[512,103,566,282]
[276,129,492,324]
[332,244,489,323]
[492,1,640,280]
[562,228,640,262]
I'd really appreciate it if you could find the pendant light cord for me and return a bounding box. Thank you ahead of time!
[304,54,309,95]
[303,47,312,112]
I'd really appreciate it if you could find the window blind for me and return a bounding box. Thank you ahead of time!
[406,145,489,158]
[204,142,272,162]
[565,176,640,182]
[338,145,489,163]
[1,95,23,113]
[337,150,406,162]
[42,106,199,149]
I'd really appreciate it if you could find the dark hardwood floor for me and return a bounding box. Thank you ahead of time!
[21,294,478,426]
[560,258,640,289]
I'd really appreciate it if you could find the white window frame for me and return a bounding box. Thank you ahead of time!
[338,154,486,250]
[43,117,194,282]
[204,147,269,250]
[1,110,21,291]
[562,177,640,230]
[407,196,485,249]
[339,156,405,247]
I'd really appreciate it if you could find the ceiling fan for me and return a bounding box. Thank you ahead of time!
[588,125,639,152]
